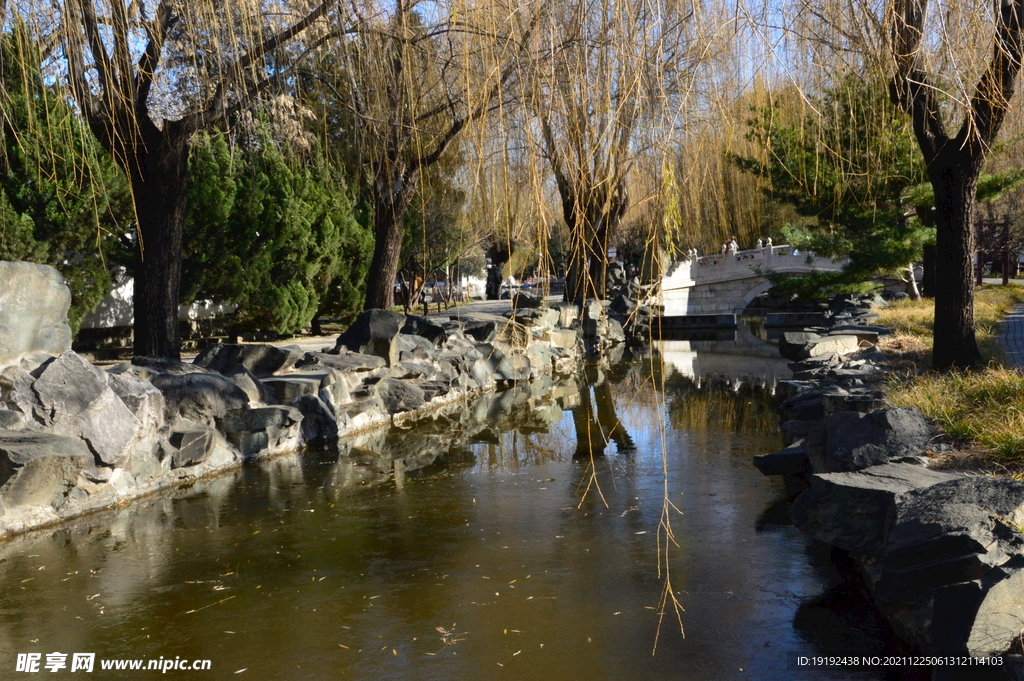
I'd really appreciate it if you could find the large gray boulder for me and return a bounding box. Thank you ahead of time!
[150,372,250,424]
[299,350,386,373]
[805,407,936,473]
[0,430,92,512]
[193,343,303,377]
[373,378,425,414]
[0,262,72,368]
[11,352,143,467]
[217,406,302,457]
[878,477,1024,602]
[400,315,447,344]
[333,310,406,366]
[790,462,959,555]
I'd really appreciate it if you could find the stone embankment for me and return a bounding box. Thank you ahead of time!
[0,262,629,538]
[757,293,1024,665]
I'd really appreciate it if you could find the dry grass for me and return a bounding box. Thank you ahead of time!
[881,284,1024,464]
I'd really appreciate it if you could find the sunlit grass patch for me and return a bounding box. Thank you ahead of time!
[888,366,1024,461]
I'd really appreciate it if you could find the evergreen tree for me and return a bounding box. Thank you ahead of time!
[182,126,371,335]
[0,25,131,331]
[730,77,929,299]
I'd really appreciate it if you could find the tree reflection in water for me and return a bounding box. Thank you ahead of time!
[572,360,637,458]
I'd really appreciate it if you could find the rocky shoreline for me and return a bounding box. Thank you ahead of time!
[0,262,639,539]
[756,294,1024,669]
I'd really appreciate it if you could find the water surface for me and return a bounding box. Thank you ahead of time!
[0,342,902,680]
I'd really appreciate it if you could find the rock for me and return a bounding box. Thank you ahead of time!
[293,394,338,444]
[131,356,213,375]
[605,317,626,344]
[0,430,92,511]
[0,261,72,368]
[582,299,604,337]
[781,419,814,446]
[753,444,809,476]
[400,315,447,344]
[878,477,1024,602]
[805,407,936,474]
[512,291,543,308]
[965,564,1024,657]
[260,373,329,404]
[217,406,302,457]
[779,332,821,361]
[193,343,303,377]
[547,328,578,350]
[299,351,386,373]
[797,334,862,360]
[168,428,218,468]
[609,293,634,316]
[821,392,887,416]
[333,309,406,366]
[151,372,250,425]
[0,410,23,430]
[553,302,579,328]
[223,366,276,405]
[395,334,437,361]
[373,378,425,414]
[510,307,560,329]
[791,462,960,555]
[417,379,452,401]
[16,352,143,467]
[105,371,166,435]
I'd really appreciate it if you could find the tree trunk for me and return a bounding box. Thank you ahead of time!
[930,156,982,370]
[363,185,412,311]
[130,122,189,360]
[906,263,921,301]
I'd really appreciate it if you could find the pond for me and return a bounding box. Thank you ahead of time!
[0,333,918,680]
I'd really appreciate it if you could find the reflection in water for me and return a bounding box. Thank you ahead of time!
[571,362,637,459]
[0,336,911,681]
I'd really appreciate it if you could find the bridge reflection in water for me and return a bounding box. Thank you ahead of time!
[654,319,792,393]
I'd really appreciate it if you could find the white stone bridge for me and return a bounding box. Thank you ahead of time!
[658,244,847,317]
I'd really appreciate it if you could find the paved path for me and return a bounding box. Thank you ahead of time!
[999,303,1024,367]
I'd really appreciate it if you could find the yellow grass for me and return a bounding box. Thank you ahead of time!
[882,284,1024,462]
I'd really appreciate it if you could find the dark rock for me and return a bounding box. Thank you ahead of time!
[223,365,276,404]
[779,332,821,361]
[299,351,386,373]
[168,428,218,468]
[417,379,452,401]
[509,307,560,329]
[400,315,447,344]
[790,462,959,555]
[373,378,425,414]
[293,394,338,444]
[395,334,437,361]
[151,372,250,424]
[821,392,887,416]
[878,477,1024,603]
[513,291,543,309]
[217,406,302,457]
[259,374,326,404]
[609,294,634,316]
[781,419,814,446]
[805,407,936,473]
[754,444,809,476]
[0,430,92,511]
[132,356,212,374]
[193,343,303,377]
[333,309,406,366]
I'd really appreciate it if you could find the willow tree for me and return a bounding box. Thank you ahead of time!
[312,0,543,311]
[36,0,341,358]
[527,0,713,303]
